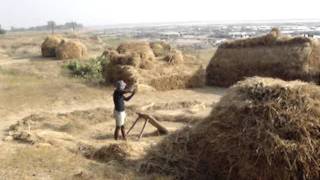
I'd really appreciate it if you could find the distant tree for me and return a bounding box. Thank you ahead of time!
[47,21,56,34]
[64,22,84,32]
[0,24,6,35]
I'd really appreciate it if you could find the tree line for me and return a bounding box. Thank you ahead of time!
[0,24,6,34]
[7,21,83,33]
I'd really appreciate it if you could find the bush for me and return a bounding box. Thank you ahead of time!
[64,56,108,83]
[0,29,6,35]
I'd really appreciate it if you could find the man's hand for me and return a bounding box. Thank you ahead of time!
[132,88,137,95]
[124,88,136,101]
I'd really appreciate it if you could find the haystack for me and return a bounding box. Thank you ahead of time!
[103,64,139,87]
[55,40,88,60]
[142,77,320,179]
[103,41,202,90]
[164,49,184,64]
[108,50,141,68]
[117,41,155,61]
[150,41,171,57]
[206,29,320,87]
[41,35,63,57]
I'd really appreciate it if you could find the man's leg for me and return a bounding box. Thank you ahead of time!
[121,125,127,140]
[114,127,120,140]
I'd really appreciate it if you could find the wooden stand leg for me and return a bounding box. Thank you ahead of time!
[138,119,149,140]
[127,117,140,135]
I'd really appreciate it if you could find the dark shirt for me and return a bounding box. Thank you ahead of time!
[113,90,125,112]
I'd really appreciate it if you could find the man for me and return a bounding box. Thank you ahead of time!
[113,80,136,140]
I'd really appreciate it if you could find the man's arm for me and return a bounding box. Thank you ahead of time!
[124,89,136,101]
[122,89,132,94]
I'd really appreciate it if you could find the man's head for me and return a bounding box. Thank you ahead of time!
[116,80,126,91]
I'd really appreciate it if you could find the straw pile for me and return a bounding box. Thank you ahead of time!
[55,40,87,60]
[79,143,133,163]
[117,41,155,62]
[150,66,205,90]
[41,35,63,57]
[150,41,172,57]
[142,77,320,180]
[103,42,202,90]
[103,64,139,87]
[164,49,184,64]
[206,29,320,87]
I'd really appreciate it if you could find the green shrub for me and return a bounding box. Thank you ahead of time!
[64,56,108,83]
[0,29,6,35]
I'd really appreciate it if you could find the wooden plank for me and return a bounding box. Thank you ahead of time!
[126,117,140,135]
[138,119,149,140]
[136,112,169,135]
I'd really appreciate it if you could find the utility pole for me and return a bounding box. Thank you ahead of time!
[47,21,56,35]
[72,22,76,33]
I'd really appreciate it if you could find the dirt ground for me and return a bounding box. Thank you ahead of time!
[0,32,222,179]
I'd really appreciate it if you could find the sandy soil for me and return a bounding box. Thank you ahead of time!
[0,32,222,179]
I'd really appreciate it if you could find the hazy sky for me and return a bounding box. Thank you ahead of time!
[1,0,320,28]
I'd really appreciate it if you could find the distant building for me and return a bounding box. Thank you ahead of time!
[160,31,181,39]
[229,32,253,39]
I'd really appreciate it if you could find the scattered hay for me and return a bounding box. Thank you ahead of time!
[150,66,205,90]
[142,77,320,179]
[93,143,133,162]
[41,35,63,57]
[79,143,133,163]
[146,100,205,111]
[164,49,184,64]
[9,131,42,144]
[56,40,88,60]
[135,84,156,93]
[207,29,320,87]
[150,41,172,57]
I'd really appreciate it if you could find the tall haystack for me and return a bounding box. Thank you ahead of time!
[117,41,155,61]
[206,29,320,87]
[55,40,88,60]
[41,35,63,57]
[142,77,320,179]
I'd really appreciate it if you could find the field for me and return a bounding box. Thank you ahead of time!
[0,31,221,179]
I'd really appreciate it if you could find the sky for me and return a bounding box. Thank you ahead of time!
[1,0,320,29]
